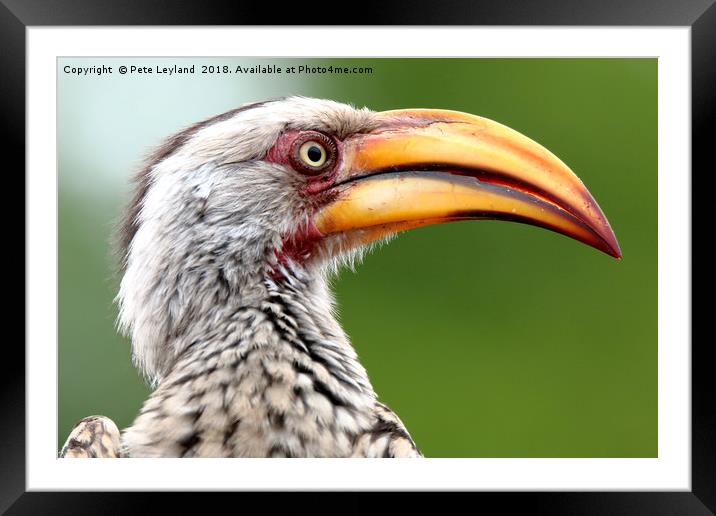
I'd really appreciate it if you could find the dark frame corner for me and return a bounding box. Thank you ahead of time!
[6,0,711,513]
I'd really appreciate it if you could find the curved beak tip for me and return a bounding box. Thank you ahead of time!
[607,237,623,260]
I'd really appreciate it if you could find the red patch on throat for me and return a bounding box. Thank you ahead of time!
[272,221,324,276]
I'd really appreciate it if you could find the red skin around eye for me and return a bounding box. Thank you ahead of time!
[264,130,341,195]
[265,130,342,274]
[264,130,299,166]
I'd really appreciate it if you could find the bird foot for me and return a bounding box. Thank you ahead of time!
[59,415,122,458]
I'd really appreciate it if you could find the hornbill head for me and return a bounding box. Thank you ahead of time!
[118,97,620,382]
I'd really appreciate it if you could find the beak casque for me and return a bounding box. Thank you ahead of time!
[313,109,621,259]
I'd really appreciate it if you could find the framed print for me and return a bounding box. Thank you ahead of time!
[7,0,711,513]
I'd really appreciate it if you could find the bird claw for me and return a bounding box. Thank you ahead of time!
[59,415,122,458]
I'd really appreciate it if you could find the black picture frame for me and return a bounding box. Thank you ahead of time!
[6,0,710,513]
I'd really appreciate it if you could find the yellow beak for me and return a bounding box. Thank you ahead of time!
[313,109,621,258]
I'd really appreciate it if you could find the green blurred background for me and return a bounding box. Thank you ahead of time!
[58,58,657,457]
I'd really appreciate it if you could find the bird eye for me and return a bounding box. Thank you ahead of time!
[299,141,327,167]
[289,131,336,176]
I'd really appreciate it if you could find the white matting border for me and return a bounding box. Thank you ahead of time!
[27,27,690,490]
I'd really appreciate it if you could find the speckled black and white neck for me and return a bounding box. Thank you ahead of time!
[122,264,418,457]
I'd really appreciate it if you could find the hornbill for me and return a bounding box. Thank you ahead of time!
[60,97,620,458]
